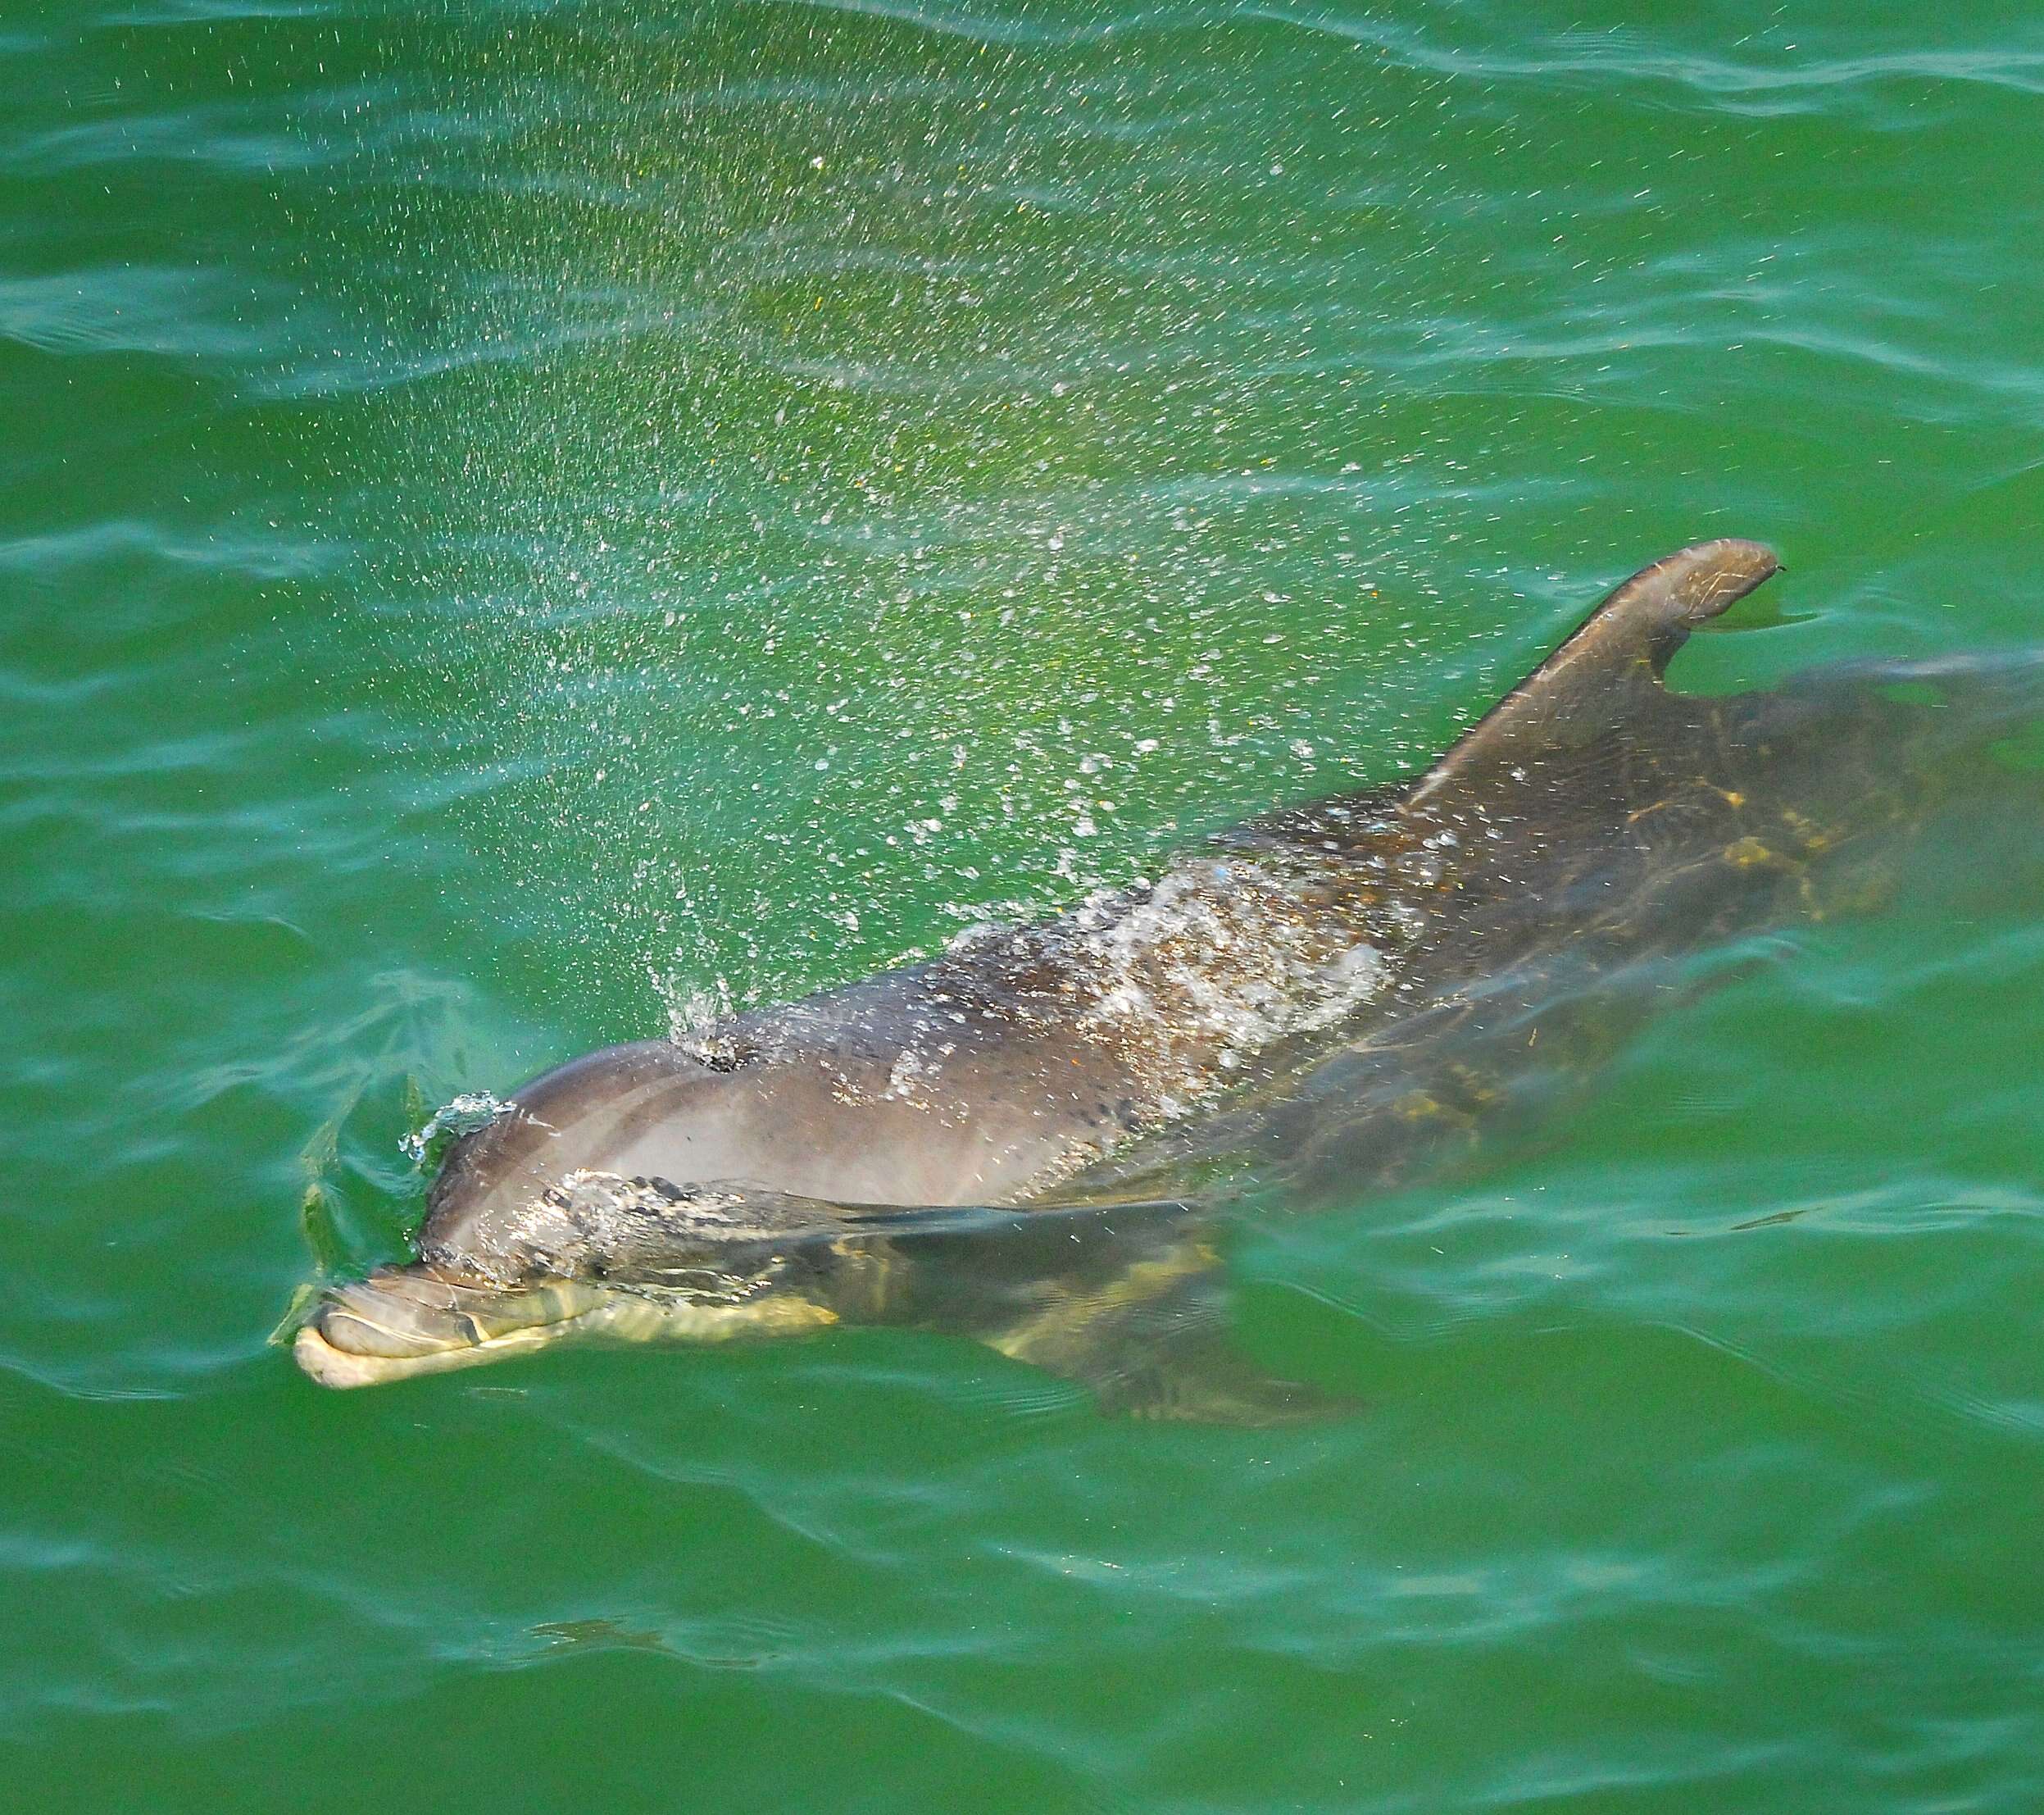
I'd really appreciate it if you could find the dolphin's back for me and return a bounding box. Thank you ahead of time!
[427,543,2044,1262]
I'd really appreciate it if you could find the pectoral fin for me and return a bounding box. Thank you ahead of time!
[1085,1329,1367,1427]
[983,1244,1364,1427]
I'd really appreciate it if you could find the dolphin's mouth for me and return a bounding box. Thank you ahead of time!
[292,1262,846,1389]
[293,1266,614,1389]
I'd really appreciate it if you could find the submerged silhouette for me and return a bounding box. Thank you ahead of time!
[293,540,2036,1418]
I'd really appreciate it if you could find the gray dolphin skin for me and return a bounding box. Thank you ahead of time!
[293,539,2037,1417]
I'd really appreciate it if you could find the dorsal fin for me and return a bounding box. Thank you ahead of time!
[1406,538,1780,809]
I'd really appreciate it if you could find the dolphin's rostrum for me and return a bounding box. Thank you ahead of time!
[293,539,2033,1417]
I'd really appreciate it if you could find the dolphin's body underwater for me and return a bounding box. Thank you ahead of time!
[294,540,2036,1417]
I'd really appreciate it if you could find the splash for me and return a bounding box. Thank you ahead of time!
[401,1091,517,1167]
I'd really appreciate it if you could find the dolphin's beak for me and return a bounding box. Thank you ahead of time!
[293,1266,611,1389]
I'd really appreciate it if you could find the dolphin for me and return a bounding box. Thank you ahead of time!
[292,539,2037,1417]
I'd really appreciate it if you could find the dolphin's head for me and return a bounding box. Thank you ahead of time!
[293,1039,880,1387]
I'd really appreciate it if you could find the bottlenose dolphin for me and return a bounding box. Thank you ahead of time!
[293,539,2035,1417]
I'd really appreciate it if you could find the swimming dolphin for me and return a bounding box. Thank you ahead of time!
[292,539,2034,1417]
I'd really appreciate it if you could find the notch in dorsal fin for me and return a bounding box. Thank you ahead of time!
[1406,538,1780,808]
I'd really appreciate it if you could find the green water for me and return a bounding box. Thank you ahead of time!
[7,1,2044,1807]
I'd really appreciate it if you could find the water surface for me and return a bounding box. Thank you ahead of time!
[6,2,2044,1808]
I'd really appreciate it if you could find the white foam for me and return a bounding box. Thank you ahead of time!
[401,1091,516,1165]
